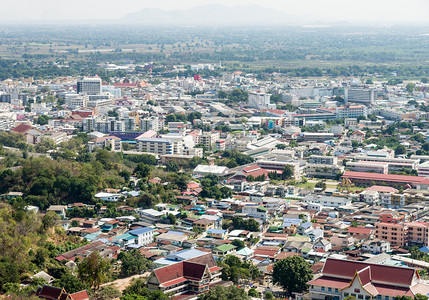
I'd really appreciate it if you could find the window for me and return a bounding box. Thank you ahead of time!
[321,287,325,291]
[358,295,363,299]
[328,288,332,292]
[335,289,338,293]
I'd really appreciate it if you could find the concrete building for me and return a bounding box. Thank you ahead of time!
[336,105,368,119]
[137,137,174,155]
[374,222,406,247]
[248,91,276,110]
[199,132,220,149]
[77,77,102,95]
[344,87,375,105]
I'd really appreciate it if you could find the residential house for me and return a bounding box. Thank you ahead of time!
[212,244,236,256]
[206,229,227,240]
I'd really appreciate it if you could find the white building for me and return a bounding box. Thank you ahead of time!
[137,137,174,155]
[248,91,276,110]
[77,77,102,95]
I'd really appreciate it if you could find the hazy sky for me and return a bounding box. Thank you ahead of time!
[3,0,429,23]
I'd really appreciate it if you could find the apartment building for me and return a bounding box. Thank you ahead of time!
[137,137,174,155]
[406,222,429,247]
[374,222,406,246]
[199,132,220,149]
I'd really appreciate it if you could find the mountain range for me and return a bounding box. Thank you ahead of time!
[120,4,321,26]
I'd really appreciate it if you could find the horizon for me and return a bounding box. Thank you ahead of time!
[1,0,429,25]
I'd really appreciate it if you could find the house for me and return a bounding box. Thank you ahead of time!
[242,205,269,221]
[313,238,332,252]
[147,253,225,297]
[127,227,154,246]
[156,232,188,246]
[193,218,215,231]
[47,205,67,218]
[330,234,355,251]
[347,226,373,240]
[297,222,313,235]
[361,239,391,254]
[206,229,227,240]
[94,192,121,202]
[308,258,429,300]
[308,228,324,242]
[351,130,366,143]
[213,244,236,256]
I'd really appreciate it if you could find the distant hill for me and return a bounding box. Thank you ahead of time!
[120,4,319,26]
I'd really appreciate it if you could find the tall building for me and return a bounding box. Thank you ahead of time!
[248,91,276,110]
[77,77,102,95]
[344,88,375,105]
[141,117,160,132]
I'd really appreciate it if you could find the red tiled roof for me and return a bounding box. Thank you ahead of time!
[365,186,399,193]
[11,123,33,133]
[342,171,425,184]
[163,277,188,287]
[71,290,90,300]
[308,276,350,289]
[322,258,417,286]
[209,266,222,273]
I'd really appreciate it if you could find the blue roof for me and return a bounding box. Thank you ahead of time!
[207,229,227,234]
[299,222,312,229]
[128,227,153,236]
[420,246,429,252]
[282,218,302,227]
[167,230,185,235]
[166,249,206,261]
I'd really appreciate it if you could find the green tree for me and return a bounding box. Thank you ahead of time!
[165,161,180,172]
[0,260,20,292]
[134,163,151,178]
[198,286,249,300]
[282,165,294,180]
[54,273,87,294]
[395,145,407,156]
[265,292,274,300]
[42,211,59,229]
[406,83,416,94]
[272,256,313,295]
[248,288,259,297]
[314,181,327,191]
[231,239,245,250]
[138,192,158,208]
[118,249,153,278]
[78,252,111,290]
